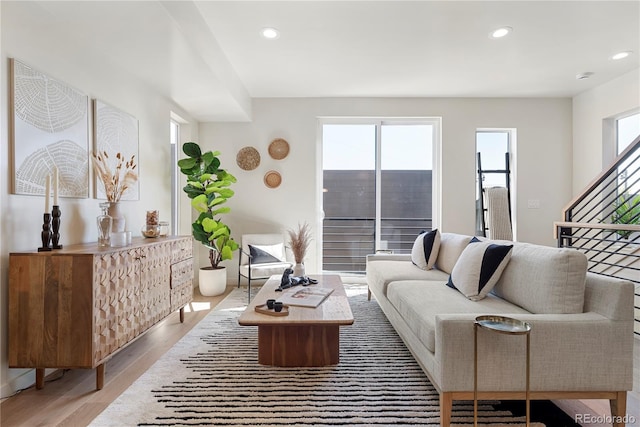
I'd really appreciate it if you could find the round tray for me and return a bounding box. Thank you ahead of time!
[268,138,290,160]
[264,170,282,189]
[255,303,289,316]
[236,146,261,171]
[474,315,531,334]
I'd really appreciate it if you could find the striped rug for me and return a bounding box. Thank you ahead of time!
[90,285,544,426]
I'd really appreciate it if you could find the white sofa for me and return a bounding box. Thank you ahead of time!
[366,232,635,427]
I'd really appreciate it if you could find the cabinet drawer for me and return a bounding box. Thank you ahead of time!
[170,258,194,312]
[171,238,193,264]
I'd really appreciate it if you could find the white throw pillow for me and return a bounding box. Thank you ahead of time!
[411,229,441,270]
[446,238,513,301]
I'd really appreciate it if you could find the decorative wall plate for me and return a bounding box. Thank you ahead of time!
[268,138,290,160]
[236,146,261,171]
[264,170,282,189]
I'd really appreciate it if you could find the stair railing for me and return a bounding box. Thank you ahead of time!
[555,135,640,335]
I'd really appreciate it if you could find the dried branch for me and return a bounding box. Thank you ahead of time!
[91,151,138,202]
[287,222,313,263]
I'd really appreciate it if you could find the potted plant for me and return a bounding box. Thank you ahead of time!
[612,192,640,239]
[178,142,239,296]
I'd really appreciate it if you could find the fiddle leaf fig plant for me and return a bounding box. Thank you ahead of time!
[178,142,239,269]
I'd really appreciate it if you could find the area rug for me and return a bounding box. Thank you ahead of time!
[90,285,565,426]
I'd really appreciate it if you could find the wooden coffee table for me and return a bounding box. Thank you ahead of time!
[238,274,354,367]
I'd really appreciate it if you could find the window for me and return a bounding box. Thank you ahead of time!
[475,130,515,237]
[321,119,438,273]
[616,112,640,196]
[170,120,180,235]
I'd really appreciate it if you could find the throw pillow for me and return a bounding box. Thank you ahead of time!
[446,237,513,301]
[249,243,284,264]
[411,229,441,270]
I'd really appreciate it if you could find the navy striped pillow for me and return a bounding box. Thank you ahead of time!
[446,238,513,300]
[411,229,440,270]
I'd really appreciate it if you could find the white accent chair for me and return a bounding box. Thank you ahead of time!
[237,234,292,302]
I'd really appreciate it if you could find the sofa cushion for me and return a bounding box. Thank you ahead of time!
[367,260,449,297]
[446,238,513,301]
[435,233,474,274]
[411,229,440,270]
[492,242,588,314]
[387,280,530,352]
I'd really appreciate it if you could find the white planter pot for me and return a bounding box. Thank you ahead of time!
[198,267,227,296]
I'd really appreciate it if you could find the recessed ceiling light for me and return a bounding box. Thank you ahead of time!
[490,26,512,39]
[261,27,280,40]
[611,51,632,60]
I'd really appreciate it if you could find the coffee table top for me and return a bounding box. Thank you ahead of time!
[238,274,354,326]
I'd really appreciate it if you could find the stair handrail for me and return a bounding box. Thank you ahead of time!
[562,134,640,221]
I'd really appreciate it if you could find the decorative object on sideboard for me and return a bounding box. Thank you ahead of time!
[142,210,161,238]
[159,221,170,237]
[38,174,53,252]
[263,170,282,189]
[268,138,289,160]
[92,150,137,234]
[92,151,138,202]
[11,58,90,198]
[108,202,126,233]
[236,146,261,171]
[51,166,63,249]
[94,99,139,200]
[287,222,312,277]
[178,141,239,296]
[51,205,62,249]
[97,202,112,247]
[38,213,52,252]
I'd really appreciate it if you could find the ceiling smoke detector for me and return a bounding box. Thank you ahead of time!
[576,72,594,80]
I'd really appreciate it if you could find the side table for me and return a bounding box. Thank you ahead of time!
[474,315,532,427]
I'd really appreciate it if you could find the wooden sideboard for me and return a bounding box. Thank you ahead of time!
[8,236,194,390]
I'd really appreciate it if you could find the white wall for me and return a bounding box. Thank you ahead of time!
[572,68,640,194]
[200,97,572,282]
[0,2,198,397]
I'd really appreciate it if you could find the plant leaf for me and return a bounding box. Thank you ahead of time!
[183,142,201,158]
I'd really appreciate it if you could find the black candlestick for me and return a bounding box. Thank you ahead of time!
[51,205,63,249]
[38,213,52,252]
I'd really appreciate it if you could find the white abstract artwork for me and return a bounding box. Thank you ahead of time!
[11,58,89,198]
[94,99,139,200]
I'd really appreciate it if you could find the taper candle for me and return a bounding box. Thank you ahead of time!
[44,175,50,213]
[53,167,59,206]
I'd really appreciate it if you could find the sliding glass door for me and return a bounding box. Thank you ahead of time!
[322,120,435,273]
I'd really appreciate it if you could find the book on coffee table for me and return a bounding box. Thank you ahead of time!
[277,286,334,308]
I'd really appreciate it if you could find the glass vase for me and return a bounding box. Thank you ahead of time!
[97,202,112,247]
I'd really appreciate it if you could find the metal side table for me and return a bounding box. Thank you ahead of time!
[474,315,532,427]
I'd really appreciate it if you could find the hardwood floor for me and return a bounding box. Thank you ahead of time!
[0,286,233,427]
[1,284,639,426]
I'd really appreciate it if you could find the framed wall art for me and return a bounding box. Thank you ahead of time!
[93,99,140,200]
[10,58,90,198]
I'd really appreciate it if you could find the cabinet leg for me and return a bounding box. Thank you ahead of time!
[180,307,185,323]
[35,368,45,389]
[96,364,105,390]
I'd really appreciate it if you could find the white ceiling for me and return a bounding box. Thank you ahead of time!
[32,1,640,122]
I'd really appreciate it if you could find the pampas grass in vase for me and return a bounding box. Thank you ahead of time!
[288,222,312,277]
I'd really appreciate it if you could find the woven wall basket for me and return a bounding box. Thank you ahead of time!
[236,147,261,171]
[268,138,289,160]
[264,170,282,189]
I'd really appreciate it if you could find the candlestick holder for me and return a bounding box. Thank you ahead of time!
[51,205,63,249]
[38,213,52,252]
